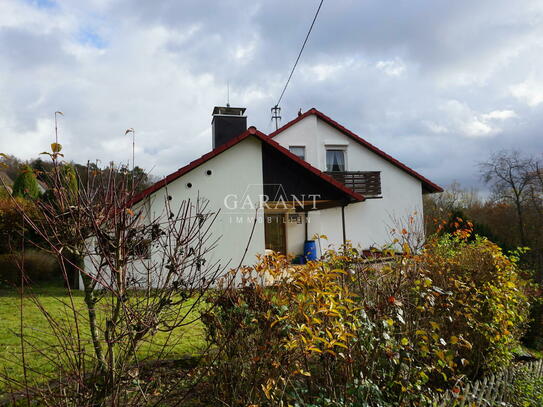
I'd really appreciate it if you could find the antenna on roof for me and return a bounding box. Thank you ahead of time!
[226,81,230,107]
[125,128,135,190]
[271,105,281,130]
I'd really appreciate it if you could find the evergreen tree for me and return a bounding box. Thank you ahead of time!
[63,164,79,200]
[12,165,40,200]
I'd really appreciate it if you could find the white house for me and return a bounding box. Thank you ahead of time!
[82,106,441,287]
[123,106,441,277]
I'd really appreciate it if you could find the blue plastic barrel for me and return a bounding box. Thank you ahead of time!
[304,240,317,262]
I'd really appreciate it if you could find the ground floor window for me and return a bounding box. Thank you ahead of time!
[264,213,286,254]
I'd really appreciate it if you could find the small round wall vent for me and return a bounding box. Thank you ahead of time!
[167,195,172,201]
[206,169,212,176]
[186,182,193,188]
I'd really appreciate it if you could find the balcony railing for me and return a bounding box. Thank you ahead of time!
[325,171,382,197]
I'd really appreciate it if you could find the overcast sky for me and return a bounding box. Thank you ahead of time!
[1,0,542,189]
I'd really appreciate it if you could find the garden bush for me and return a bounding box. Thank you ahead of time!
[0,249,61,286]
[202,230,531,406]
[0,196,41,253]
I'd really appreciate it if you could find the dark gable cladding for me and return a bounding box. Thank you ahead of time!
[262,142,354,209]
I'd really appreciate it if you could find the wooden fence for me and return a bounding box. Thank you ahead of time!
[432,359,543,406]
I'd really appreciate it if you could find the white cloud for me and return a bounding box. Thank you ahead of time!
[0,117,53,157]
[464,119,494,137]
[0,0,543,191]
[481,110,517,120]
[303,59,355,81]
[510,76,543,107]
[375,58,406,77]
[437,101,517,138]
[423,121,449,134]
[233,38,258,61]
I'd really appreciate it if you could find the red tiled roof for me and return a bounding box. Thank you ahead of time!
[130,127,365,206]
[269,108,443,193]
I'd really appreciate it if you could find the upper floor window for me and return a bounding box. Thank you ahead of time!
[289,146,306,161]
[326,149,346,172]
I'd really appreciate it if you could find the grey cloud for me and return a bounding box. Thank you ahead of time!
[0,27,73,70]
[1,0,542,192]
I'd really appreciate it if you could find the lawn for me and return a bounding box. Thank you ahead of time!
[0,285,207,393]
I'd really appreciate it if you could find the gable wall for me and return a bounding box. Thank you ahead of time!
[143,137,266,284]
[273,116,424,250]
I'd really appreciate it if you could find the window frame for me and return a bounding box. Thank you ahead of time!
[325,146,347,172]
[289,145,306,161]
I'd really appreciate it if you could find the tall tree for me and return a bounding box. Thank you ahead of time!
[528,159,543,218]
[479,151,534,246]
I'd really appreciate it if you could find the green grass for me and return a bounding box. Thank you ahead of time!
[0,285,206,392]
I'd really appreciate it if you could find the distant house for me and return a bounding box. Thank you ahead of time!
[0,171,49,197]
[84,106,442,286]
[36,180,48,195]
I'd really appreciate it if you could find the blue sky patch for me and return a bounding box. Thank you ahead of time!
[77,28,107,49]
[24,0,57,9]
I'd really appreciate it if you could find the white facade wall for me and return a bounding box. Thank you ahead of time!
[274,116,424,251]
[82,137,266,288]
[145,137,266,278]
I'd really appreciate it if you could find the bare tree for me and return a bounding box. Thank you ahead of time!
[1,144,232,406]
[479,150,534,246]
[526,156,543,282]
[527,158,543,217]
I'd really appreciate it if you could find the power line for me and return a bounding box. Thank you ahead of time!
[275,0,324,110]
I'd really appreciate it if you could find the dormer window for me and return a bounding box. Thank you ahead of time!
[326,149,346,172]
[289,146,306,161]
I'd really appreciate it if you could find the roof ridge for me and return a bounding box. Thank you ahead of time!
[269,108,442,193]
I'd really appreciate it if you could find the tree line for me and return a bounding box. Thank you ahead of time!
[0,153,156,285]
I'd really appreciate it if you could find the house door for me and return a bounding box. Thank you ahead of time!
[264,214,286,254]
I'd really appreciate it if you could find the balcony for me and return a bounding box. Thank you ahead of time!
[325,171,382,198]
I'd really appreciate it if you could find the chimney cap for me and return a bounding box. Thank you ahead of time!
[212,106,246,116]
